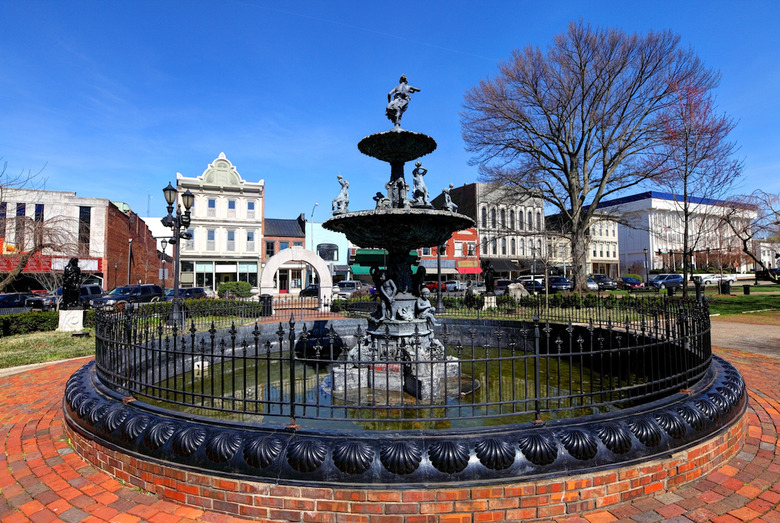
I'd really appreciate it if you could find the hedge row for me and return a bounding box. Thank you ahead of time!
[0,310,97,337]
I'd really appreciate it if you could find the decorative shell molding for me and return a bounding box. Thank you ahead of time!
[629,418,663,448]
[560,429,598,461]
[287,439,327,473]
[244,436,283,469]
[474,438,516,471]
[172,428,207,458]
[205,432,242,463]
[518,432,557,466]
[143,422,176,450]
[332,441,375,475]
[380,442,422,475]
[596,424,632,455]
[428,441,470,474]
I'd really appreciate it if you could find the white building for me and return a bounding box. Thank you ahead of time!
[545,213,621,278]
[174,153,265,293]
[597,191,756,275]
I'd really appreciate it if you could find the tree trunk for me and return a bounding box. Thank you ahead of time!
[570,227,589,293]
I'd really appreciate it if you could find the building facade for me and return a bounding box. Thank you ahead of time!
[432,182,546,278]
[596,191,757,274]
[262,215,306,293]
[545,213,621,279]
[417,228,481,279]
[176,153,265,293]
[0,188,160,291]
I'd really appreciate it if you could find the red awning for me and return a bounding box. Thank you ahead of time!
[457,266,482,274]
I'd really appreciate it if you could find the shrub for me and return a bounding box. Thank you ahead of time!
[1,311,59,336]
[217,281,253,299]
[622,273,643,282]
[496,294,516,307]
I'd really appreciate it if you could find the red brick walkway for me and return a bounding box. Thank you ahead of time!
[0,347,778,523]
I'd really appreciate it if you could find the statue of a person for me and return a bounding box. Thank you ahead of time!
[373,191,390,210]
[464,280,476,309]
[415,287,439,329]
[442,184,458,212]
[61,257,82,310]
[482,260,495,295]
[370,266,397,320]
[386,74,420,128]
[331,175,349,214]
[411,162,431,207]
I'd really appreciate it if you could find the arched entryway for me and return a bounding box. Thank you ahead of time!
[260,246,333,311]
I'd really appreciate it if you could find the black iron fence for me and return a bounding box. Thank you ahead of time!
[94,296,711,430]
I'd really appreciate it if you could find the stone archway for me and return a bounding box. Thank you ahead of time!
[260,246,333,310]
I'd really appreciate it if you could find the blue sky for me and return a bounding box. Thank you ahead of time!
[1,1,778,221]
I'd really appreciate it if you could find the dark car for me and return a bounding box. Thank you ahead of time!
[0,292,37,309]
[648,274,684,290]
[90,284,163,310]
[522,279,545,294]
[294,322,345,365]
[163,287,207,302]
[591,274,618,291]
[26,284,104,311]
[618,276,644,290]
[299,284,320,297]
[547,276,573,292]
[494,279,512,295]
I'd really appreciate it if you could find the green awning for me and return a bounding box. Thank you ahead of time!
[350,249,421,275]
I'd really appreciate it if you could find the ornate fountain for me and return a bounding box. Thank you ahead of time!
[324,75,474,401]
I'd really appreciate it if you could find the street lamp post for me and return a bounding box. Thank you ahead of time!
[643,248,649,284]
[113,263,118,288]
[127,238,133,285]
[160,239,169,296]
[161,183,194,328]
[435,243,446,313]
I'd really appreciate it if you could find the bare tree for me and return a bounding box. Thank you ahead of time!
[643,85,743,296]
[0,160,77,292]
[722,191,780,283]
[461,21,717,291]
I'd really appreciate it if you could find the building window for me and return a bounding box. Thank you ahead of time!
[0,203,6,239]
[454,241,464,257]
[467,242,476,256]
[247,201,255,220]
[517,211,523,230]
[34,204,44,245]
[481,207,487,228]
[593,243,597,257]
[78,206,90,255]
[527,211,533,231]
[280,241,289,250]
[227,200,236,219]
[491,239,497,255]
[519,239,525,256]
[227,230,235,251]
[612,224,616,236]
[421,247,431,256]
[14,203,26,250]
[491,208,496,229]
[537,239,542,256]
[246,231,255,252]
[207,229,215,251]
[612,245,616,258]
[265,241,275,258]
[501,238,506,255]
[293,241,302,247]
[482,238,488,255]
[317,243,338,261]
[536,211,542,231]
[184,229,194,250]
[500,209,506,229]
[509,210,514,230]
[599,222,603,236]
[207,199,216,217]
[511,238,516,255]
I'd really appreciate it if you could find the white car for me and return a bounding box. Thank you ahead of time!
[444,280,465,291]
[698,273,737,285]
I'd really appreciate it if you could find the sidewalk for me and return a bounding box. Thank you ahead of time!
[0,333,778,521]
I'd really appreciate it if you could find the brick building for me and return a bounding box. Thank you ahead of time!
[0,188,161,291]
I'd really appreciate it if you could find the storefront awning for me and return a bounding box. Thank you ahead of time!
[483,258,522,273]
[457,265,482,274]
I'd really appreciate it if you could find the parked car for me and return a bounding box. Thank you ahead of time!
[494,279,512,295]
[299,284,320,297]
[648,274,684,290]
[548,276,573,292]
[444,280,465,292]
[698,273,737,285]
[335,280,363,299]
[0,292,37,309]
[591,274,618,291]
[618,276,644,290]
[424,281,444,291]
[26,284,104,311]
[470,281,486,295]
[522,279,545,294]
[90,284,164,310]
[586,278,599,292]
[163,287,208,302]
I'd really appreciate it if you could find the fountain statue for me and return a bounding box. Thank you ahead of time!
[324,76,474,401]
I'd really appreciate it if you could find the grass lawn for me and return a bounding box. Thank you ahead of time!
[706,293,780,316]
[710,310,780,325]
[0,329,95,369]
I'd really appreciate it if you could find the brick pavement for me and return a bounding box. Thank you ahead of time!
[1,345,778,522]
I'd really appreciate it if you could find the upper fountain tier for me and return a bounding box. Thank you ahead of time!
[358,129,437,165]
